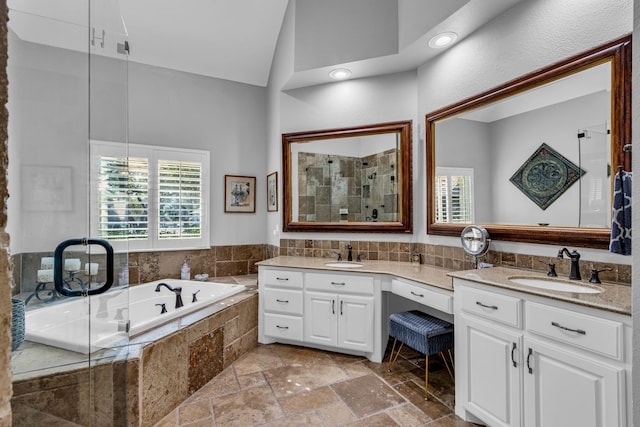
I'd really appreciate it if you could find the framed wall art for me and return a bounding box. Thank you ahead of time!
[224,175,256,213]
[267,171,278,212]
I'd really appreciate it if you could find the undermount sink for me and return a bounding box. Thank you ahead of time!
[324,262,364,268]
[508,276,603,294]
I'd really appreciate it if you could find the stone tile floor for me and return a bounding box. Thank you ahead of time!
[155,343,482,426]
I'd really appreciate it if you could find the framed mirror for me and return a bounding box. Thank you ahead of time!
[282,120,412,233]
[426,35,631,249]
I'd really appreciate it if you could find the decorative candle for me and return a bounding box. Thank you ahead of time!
[41,257,54,269]
[37,269,54,283]
[84,262,99,276]
[64,258,81,272]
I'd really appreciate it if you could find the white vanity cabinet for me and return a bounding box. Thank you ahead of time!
[456,286,523,427]
[454,278,631,427]
[259,266,381,361]
[260,268,304,341]
[304,272,374,352]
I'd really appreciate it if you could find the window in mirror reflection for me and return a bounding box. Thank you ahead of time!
[436,167,474,224]
[434,61,611,228]
[291,134,399,223]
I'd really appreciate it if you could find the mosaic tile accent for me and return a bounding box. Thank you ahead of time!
[510,143,585,210]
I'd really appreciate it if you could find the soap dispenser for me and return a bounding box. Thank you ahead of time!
[181,260,191,280]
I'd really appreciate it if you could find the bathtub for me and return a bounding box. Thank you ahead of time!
[24,279,246,354]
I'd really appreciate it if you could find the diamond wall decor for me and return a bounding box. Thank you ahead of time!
[509,143,586,210]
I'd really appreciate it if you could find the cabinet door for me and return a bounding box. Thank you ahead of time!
[337,295,374,352]
[523,337,626,427]
[459,314,522,427]
[304,291,338,347]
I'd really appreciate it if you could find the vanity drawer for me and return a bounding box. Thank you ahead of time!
[391,279,453,314]
[526,302,623,360]
[459,286,522,328]
[262,288,303,315]
[263,313,303,341]
[305,272,374,294]
[262,269,303,289]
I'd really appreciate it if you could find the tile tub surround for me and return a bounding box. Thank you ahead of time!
[11,275,259,427]
[279,238,632,285]
[12,244,269,295]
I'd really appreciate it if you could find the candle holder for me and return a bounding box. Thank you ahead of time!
[24,281,62,306]
[63,270,93,291]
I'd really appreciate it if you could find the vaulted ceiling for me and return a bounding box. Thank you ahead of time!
[8,0,524,88]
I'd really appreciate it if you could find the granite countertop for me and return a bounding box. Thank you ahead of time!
[449,266,631,316]
[256,256,453,291]
[257,257,631,316]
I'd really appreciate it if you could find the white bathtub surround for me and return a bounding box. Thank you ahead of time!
[24,279,246,354]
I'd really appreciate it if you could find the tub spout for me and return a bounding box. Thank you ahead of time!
[155,282,184,308]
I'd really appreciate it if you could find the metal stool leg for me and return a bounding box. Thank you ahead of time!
[388,338,404,371]
[425,354,429,399]
[441,350,455,383]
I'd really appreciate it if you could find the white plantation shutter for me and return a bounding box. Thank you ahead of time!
[91,141,209,251]
[435,167,474,224]
[98,156,149,240]
[435,175,449,223]
[158,160,202,239]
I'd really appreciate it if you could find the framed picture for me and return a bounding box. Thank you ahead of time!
[224,175,256,213]
[267,171,278,212]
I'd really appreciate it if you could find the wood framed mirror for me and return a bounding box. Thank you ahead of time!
[282,120,412,233]
[426,35,631,249]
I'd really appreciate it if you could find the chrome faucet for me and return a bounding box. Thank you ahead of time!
[345,244,353,262]
[557,248,581,280]
[155,282,184,308]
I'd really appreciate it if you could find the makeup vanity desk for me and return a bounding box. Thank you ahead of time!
[256,256,454,363]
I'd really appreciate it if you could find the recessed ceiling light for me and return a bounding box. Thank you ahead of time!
[428,32,458,49]
[329,68,352,80]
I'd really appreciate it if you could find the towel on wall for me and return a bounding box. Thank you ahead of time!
[610,170,632,255]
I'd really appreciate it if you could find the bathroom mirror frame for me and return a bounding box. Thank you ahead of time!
[282,120,413,233]
[426,35,631,249]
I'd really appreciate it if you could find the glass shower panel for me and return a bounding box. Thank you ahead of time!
[577,123,611,228]
[8,1,131,425]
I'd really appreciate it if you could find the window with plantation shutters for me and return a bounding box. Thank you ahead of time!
[98,156,149,240]
[158,160,202,239]
[435,167,474,224]
[91,141,210,251]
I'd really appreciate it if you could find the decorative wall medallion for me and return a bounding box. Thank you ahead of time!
[509,143,585,210]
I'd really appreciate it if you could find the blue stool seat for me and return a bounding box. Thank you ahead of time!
[389,310,454,356]
[388,310,454,397]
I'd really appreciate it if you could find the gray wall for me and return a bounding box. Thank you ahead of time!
[294,0,398,71]
[7,35,268,253]
[489,91,610,227]
[434,118,493,223]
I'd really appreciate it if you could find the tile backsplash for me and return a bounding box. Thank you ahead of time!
[278,239,631,285]
[12,244,271,295]
[12,239,630,297]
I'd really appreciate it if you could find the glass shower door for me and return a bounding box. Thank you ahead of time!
[7,1,131,424]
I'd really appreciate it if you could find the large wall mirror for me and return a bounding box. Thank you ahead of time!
[283,120,412,233]
[426,35,631,248]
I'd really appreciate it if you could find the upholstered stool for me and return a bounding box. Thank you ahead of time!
[388,310,454,397]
